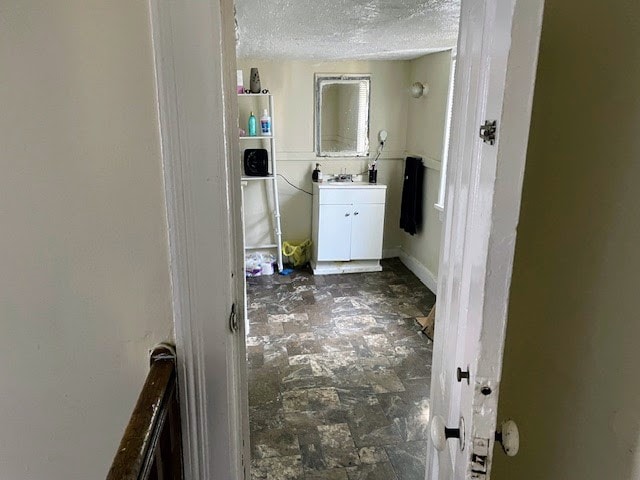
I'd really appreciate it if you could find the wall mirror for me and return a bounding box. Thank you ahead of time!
[315,74,371,157]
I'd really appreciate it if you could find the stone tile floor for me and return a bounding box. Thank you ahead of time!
[246,258,436,480]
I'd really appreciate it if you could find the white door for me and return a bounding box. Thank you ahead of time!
[427,1,545,479]
[350,203,385,260]
[317,204,352,261]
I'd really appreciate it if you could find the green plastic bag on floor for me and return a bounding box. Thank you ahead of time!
[282,239,312,267]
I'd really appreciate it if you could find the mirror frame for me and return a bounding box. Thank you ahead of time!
[314,74,371,157]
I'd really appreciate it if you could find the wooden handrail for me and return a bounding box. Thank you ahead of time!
[107,344,183,480]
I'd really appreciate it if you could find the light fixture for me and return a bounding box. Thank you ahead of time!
[410,81,429,98]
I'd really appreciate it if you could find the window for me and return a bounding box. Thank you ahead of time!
[435,55,456,212]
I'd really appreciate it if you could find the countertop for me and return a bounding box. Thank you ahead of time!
[314,181,386,189]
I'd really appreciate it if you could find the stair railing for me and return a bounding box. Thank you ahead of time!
[106,343,183,480]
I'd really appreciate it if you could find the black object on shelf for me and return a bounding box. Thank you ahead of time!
[244,149,269,177]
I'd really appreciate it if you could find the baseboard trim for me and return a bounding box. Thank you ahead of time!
[398,249,438,293]
[311,259,382,275]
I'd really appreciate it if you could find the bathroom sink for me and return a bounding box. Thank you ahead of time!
[333,174,353,182]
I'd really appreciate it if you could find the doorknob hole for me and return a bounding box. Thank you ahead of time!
[481,386,492,396]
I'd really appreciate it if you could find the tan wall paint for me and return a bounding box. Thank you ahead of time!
[493,1,640,478]
[0,2,173,478]
[402,51,452,276]
[237,60,410,251]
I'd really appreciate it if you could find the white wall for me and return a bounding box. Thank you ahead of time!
[0,2,173,478]
[493,1,640,479]
[401,51,452,280]
[237,60,410,253]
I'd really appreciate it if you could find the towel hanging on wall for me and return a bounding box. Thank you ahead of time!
[400,156,425,235]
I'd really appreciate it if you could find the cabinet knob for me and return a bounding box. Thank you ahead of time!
[345,213,350,217]
[354,211,359,215]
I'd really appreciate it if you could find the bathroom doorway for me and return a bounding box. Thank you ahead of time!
[149,0,545,477]
[235,3,459,478]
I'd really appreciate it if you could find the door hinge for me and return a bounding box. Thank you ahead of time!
[479,120,497,145]
[229,302,238,333]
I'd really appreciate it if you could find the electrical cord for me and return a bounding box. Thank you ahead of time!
[277,174,313,196]
[278,140,385,191]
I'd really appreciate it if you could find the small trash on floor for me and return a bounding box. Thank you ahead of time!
[416,303,436,341]
[279,268,294,276]
[245,252,276,277]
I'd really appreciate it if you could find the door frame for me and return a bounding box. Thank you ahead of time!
[148,0,544,479]
[148,0,249,478]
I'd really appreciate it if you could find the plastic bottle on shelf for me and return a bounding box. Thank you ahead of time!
[248,111,257,136]
[260,109,271,136]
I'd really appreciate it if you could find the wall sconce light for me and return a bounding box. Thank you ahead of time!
[410,81,429,98]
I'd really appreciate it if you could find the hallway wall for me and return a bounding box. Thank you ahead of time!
[0,1,173,478]
[494,1,640,478]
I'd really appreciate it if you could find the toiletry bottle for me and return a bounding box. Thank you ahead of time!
[248,111,257,136]
[250,67,261,94]
[260,109,272,136]
[236,69,244,94]
[369,164,377,184]
[312,163,321,182]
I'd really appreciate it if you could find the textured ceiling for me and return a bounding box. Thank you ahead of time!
[235,0,460,61]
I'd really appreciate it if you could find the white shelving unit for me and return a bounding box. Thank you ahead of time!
[238,93,283,272]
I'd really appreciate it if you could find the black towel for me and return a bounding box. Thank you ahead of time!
[400,156,425,235]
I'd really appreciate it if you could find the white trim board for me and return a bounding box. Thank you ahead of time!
[311,259,382,275]
[403,153,442,171]
[277,151,406,161]
[275,151,442,172]
[398,249,438,293]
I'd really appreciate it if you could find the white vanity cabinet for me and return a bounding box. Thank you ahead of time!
[311,183,387,274]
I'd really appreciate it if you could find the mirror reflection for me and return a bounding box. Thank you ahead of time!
[315,74,370,157]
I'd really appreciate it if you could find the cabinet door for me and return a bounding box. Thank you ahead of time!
[350,203,385,260]
[317,204,352,261]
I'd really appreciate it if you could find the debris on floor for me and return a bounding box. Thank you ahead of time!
[245,252,276,277]
[416,303,436,341]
